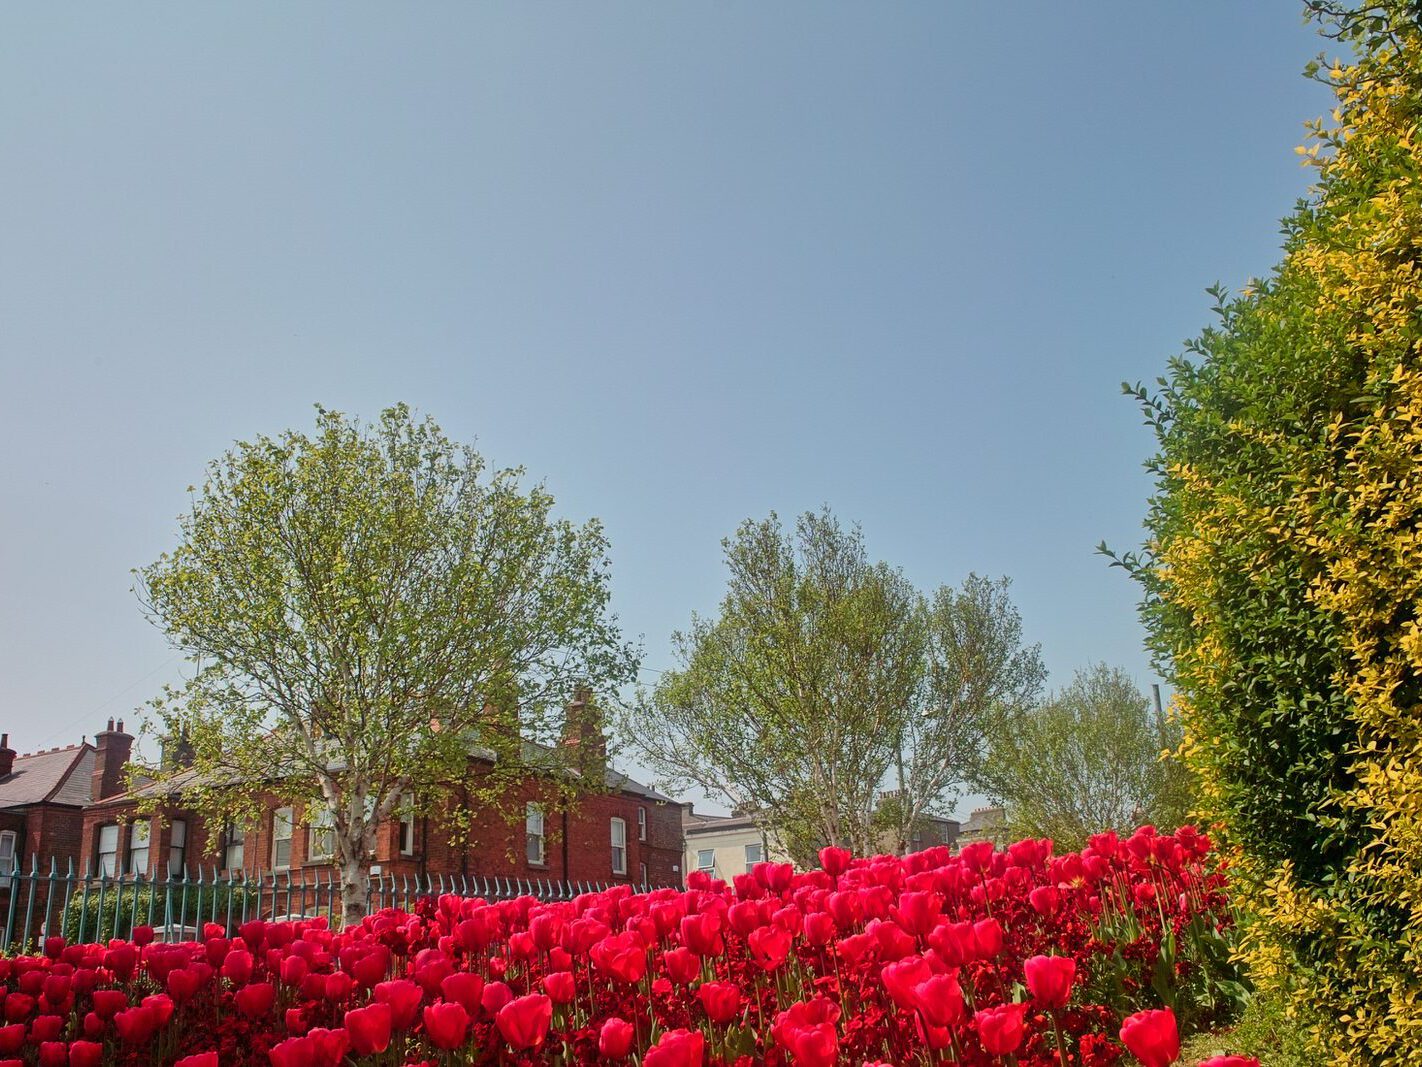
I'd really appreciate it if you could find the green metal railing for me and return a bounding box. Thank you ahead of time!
[0,856,647,952]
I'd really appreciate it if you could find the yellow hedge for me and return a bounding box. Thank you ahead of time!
[1122,5,1422,1061]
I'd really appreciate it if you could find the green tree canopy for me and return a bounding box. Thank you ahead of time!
[624,509,1042,864]
[973,665,1191,851]
[137,404,638,922]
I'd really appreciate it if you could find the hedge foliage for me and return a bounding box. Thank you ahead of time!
[1118,3,1422,1061]
[61,883,259,943]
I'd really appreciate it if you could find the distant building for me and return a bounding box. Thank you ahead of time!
[681,807,781,882]
[958,805,1006,844]
[681,803,962,885]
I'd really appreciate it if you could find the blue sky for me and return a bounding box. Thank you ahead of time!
[0,4,1334,815]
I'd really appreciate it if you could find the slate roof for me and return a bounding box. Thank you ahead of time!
[0,745,95,808]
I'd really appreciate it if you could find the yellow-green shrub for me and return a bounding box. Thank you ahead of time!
[1118,4,1422,1061]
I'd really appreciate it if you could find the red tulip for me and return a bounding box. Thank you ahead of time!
[748,925,793,971]
[542,970,576,1004]
[974,1002,1029,1055]
[423,1000,471,1051]
[697,980,743,1024]
[590,931,649,984]
[881,955,934,1011]
[234,981,276,1019]
[68,1042,103,1067]
[771,998,841,1067]
[643,1028,706,1067]
[440,971,484,1013]
[38,1043,66,1067]
[494,994,552,1051]
[913,973,967,1027]
[680,912,724,956]
[374,979,424,1030]
[819,846,852,875]
[661,946,700,986]
[1120,1008,1180,1067]
[112,1005,158,1045]
[174,1055,218,1067]
[1025,954,1076,1009]
[345,1002,393,1056]
[599,1016,636,1058]
[481,980,514,1015]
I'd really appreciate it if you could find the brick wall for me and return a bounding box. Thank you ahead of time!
[76,776,684,888]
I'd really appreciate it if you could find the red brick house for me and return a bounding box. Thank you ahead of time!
[0,733,102,876]
[73,716,684,890]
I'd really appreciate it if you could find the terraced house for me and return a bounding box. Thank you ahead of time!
[0,714,685,892]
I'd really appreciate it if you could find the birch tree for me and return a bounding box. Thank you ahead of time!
[883,575,1045,852]
[136,404,638,924]
[629,511,921,864]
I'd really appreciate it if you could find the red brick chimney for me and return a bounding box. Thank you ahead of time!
[561,687,607,766]
[0,734,15,779]
[91,718,134,802]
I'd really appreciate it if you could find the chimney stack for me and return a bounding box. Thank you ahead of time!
[91,718,134,802]
[0,734,15,779]
[561,686,607,769]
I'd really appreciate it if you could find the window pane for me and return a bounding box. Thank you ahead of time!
[0,832,16,876]
[697,849,715,870]
[610,818,625,847]
[170,820,187,847]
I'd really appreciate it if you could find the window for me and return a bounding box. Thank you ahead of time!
[97,824,119,877]
[744,841,763,869]
[223,825,245,871]
[127,820,151,876]
[308,807,335,862]
[637,807,647,841]
[272,809,293,869]
[168,820,187,876]
[399,794,415,857]
[696,849,715,873]
[639,862,647,886]
[0,831,17,877]
[526,804,545,865]
[610,817,627,875]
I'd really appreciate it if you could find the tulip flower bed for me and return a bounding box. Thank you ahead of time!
[0,826,1249,1066]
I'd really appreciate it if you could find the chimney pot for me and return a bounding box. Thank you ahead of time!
[116,718,124,734]
[106,717,114,733]
[0,734,14,778]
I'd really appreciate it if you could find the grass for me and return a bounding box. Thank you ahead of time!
[1180,986,1315,1067]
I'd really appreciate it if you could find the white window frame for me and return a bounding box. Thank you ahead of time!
[223,824,245,871]
[168,819,187,876]
[97,824,120,877]
[637,806,647,841]
[127,820,151,876]
[639,861,647,886]
[307,807,335,862]
[526,803,545,866]
[0,831,17,877]
[399,793,416,857]
[610,817,627,875]
[272,808,294,869]
[696,848,715,873]
[744,841,764,869]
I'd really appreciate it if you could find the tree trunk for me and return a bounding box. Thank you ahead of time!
[340,852,369,928]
